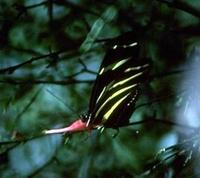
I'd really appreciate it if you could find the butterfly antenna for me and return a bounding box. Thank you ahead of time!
[46,89,80,118]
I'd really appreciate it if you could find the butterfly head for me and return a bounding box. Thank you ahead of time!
[80,113,92,126]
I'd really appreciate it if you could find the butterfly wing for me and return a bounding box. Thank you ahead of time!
[87,41,150,128]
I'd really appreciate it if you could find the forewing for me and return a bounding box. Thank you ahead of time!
[89,42,139,111]
[88,42,149,127]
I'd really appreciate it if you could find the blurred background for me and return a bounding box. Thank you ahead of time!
[0,0,200,177]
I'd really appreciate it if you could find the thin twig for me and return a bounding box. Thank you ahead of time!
[0,79,94,85]
[0,134,44,146]
[127,118,195,130]
[135,92,178,110]
[157,0,200,19]
[150,69,185,80]
[7,45,43,55]
[78,59,98,75]
[11,89,41,131]
[28,156,56,178]
[0,47,100,75]
[0,48,78,75]
[0,51,62,74]
[46,89,79,116]
[25,1,47,9]
[52,0,99,16]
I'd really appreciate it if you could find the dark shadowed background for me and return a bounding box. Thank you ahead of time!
[0,0,200,177]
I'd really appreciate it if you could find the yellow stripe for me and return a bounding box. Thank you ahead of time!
[123,42,137,48]
[125,64,149,72]
[112,45,118,49]
[96,86,106,104]
[95,84,136,118]
[112,72,143,88]
[128,42,138,47]
[99,58,130,75]
[103,93,130,121]
[99,68,105,75]
[112,58,130,70]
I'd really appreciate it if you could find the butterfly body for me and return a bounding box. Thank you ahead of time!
[44,35,150,134]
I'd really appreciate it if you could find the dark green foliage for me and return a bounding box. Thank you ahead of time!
[0,0,200,177]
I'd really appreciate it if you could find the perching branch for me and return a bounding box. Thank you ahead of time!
[0,117,193,145]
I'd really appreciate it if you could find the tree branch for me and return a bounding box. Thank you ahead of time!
[157,0,200,18]
[52,0,99,16]
[0,50,70,74]
[128,118,195,130]
[0,79,94,85]
[0,52,59,74]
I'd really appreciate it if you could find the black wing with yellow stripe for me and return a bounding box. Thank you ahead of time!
[83,40,150,128]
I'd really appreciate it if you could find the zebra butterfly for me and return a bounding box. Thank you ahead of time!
[44,34,150,134]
